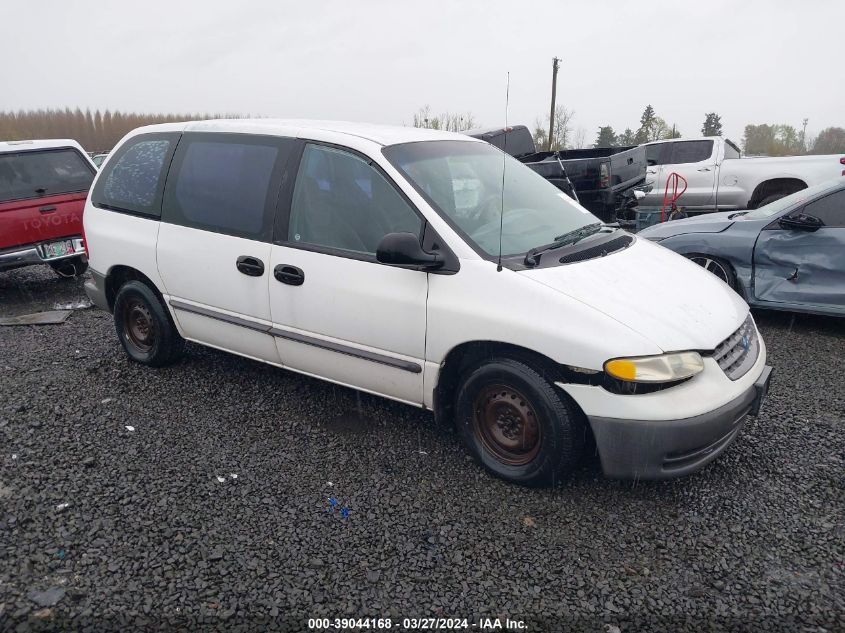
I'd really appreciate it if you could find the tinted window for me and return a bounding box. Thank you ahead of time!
[646,143,665,166]
[802,190,845,227]
[0,148,94,202]
[164,135,290,240]
[288,144,422,255]
[669,140,713,164]
[92,134,176,217]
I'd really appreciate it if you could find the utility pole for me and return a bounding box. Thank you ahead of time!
[546,57,560,151]
[801,118,809,153]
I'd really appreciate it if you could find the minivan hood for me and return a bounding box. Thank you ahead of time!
[638,211,736,240]
[521,236,748,352]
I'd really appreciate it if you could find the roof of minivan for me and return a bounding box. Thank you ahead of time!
[0,139,86,154]
[131,119,482,147]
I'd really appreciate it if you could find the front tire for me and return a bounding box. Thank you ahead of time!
[113,280,184,367]
[686,254,737,290]
[455,357,585,487]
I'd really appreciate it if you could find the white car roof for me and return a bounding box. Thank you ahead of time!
[124,119,483,147]
[0,139,88,154]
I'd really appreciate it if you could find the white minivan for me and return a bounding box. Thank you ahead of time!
[83,120,772,486]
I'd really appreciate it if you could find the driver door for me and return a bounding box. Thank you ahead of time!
[753,189,845,309]
[267,142,429,405]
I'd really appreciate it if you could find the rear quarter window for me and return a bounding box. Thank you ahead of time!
[90,133,179,218]
[723,141,741,160]
[0,148,95,203]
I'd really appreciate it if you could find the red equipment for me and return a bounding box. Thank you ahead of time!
[660,172,688,223]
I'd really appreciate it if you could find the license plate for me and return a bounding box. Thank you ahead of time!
[42,240,74,259]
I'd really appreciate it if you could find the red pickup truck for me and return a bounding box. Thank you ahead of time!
[0,139,96,277]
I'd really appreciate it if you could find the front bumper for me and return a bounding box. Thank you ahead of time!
[588,365,772,479]
[83,268,110,311]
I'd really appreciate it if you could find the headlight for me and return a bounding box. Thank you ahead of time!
[604,352,704,383]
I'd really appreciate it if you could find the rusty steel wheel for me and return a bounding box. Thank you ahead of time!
[456,357,585,486]
[472,383,542,466]
[122,299,156,354]
[113,280,184,367]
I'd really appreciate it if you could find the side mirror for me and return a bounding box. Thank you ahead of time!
[778,213,823,232]
[376,232,443,270]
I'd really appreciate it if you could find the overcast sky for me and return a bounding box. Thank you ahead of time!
[2,0,842,145]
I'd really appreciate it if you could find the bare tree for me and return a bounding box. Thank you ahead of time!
[572,126,587,149]
[548,105,575,150]
[412,105,477,132]
[532,117,548,151]
[650,117,671,141]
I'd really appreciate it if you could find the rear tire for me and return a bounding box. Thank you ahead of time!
[49,256,88,278]
[113,280,184,367]
[686,254,737,290]
[455,357,585,487]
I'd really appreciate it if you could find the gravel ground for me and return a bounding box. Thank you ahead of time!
[0,266,843,632]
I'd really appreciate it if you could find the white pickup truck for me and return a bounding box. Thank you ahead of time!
[640,136,845,212]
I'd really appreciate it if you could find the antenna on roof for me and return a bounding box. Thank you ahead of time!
[496,72,510,273]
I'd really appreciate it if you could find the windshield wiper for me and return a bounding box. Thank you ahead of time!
[523,223,605,267]
[728,211,748,219]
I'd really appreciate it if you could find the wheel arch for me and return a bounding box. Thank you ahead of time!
[105,265,164,311]
[748,178,807,209]
[432,340,592,426]
[683,251,746,299]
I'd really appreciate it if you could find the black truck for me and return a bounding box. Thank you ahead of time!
[466,126,647,225]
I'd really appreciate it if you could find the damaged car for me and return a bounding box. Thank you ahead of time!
[640,179,845,317]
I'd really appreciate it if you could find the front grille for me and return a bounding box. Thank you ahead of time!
[713,314,759,381]
[558,234,633,264]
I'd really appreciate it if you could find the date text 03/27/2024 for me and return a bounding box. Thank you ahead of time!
[307,617,528,630]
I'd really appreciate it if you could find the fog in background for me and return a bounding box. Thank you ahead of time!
[1,0,842,144]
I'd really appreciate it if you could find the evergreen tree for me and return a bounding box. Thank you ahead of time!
[702,113,723,136]
[594,126,618,148]
[617,128,636,146]
[635,105,656,144]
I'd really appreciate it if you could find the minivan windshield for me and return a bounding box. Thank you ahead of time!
[383,140,600,257]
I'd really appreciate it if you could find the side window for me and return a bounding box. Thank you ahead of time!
[669,140,714,165]
[801,190,845,227]
[723,142,741,160]
[163,134,292,240]
[91,133,177,217]
[287,144,422,255]
[646,143,666,166]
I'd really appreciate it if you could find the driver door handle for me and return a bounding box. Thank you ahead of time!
[236,256,265,277]
[274,264,305,286]
[698,167,712,172]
